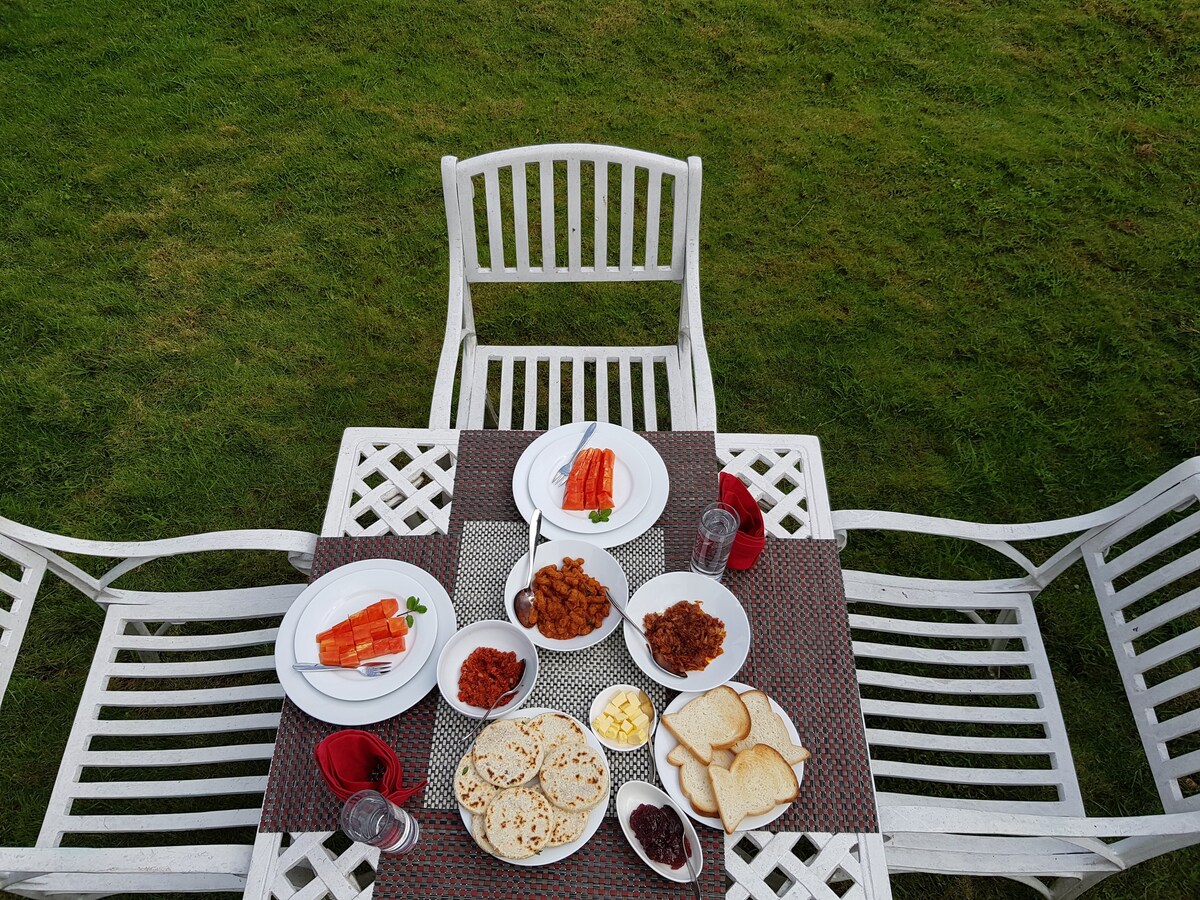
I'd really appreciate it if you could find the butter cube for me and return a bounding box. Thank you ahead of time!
[631,727,646,744]
[604,702,623,720]
[631,711,650,730]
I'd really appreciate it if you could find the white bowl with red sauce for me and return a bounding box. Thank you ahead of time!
[616,780,704,883]
[435,619,538,718]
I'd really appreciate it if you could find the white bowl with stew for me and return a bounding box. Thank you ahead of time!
[502,539,629,652]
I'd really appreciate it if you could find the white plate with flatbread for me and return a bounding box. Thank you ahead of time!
[653,681,807,832]
[456,707,610,866]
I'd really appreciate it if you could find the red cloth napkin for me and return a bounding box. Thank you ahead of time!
[314,730,426,805]
[719,472,767,570]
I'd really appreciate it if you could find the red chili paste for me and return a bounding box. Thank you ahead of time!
[457,646,523,709]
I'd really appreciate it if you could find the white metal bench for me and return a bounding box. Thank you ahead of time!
[834,458,1200,898]
[0,516,317,899]
[431,143,717,432]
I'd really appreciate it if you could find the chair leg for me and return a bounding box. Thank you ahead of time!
[483,390,500,429]
[128,621,161,664]
[1048,872,1108,900]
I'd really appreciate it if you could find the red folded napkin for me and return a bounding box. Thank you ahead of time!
[719,472,767,570]
[314,730,426,805]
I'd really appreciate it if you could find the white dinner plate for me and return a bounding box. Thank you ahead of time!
[527,428,652,533]
[512,423,670,548]
[457,706,610,866]
[501,539,628,652]
[292,567,439,702]
[275,559,457,726]
[654,681,805,832]
[622,572,750,692]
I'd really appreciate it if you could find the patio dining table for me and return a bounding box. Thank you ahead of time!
[242,427,893,900]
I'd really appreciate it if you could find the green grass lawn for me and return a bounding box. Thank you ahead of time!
[1,0,1198,896]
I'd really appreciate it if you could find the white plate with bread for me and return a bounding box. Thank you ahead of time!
[653,681,810,833]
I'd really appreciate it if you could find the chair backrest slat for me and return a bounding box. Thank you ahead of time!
[670,168,687,277]
[619,163,636,273]
[540,159,556,271]
[483,167,504,272]
[644,169,662,270]
[566,157,582,271]
[445,144,691,283]
[594,162,608,270]
[512,163,530,274]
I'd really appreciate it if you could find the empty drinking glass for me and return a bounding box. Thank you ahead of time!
[340,790,420,853]
[690,502,740,581]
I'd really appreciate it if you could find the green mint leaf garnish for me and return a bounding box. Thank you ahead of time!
[415,604,428,614]
[406,614,414,627]
[588,508,613,523]
[406,596,418,610]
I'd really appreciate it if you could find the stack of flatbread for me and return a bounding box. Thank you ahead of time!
[663,685,810,834]
[455,711,610,860]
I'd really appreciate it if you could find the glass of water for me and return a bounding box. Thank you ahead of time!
[690,502,740,581]
[340,790,420,853]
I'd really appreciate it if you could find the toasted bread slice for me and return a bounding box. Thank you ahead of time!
[707,744,799,834]
[661,685,750,764]
[730,691,811,765]
[668,744,734,816]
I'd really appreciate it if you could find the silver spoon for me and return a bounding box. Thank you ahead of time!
[603,589,688,678]
[671,802,703,900]
[513,509,542,629]
[461,659,528,748]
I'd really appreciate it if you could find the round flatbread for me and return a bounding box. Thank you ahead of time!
[530,712,587,754]
[484,787,554,860]
[539,744,609,812]
[471,813,500,857]
[547,805,589,847]
[473,719,544,788]
[455,751,498,813]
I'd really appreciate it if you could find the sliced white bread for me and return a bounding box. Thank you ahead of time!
[660,685,750,764]
[667,744,734,816]
[707,744,799,834]
[730,690,811,765]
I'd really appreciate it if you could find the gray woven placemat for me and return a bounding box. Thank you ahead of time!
[423,521,669,816]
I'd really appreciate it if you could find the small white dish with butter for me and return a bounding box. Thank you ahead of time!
[589,684,657,751]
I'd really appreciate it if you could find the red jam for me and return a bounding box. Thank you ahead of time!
[629,803,691,869]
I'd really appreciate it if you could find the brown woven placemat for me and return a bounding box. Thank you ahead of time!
[727,537,878,833]
[374,811,724,900]
[447,430,717,560]
[260,536,459,832]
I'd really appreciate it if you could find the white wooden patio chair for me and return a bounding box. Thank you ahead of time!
[431,143,717,431]
[0,515,317,898]
[830,458,1200,899]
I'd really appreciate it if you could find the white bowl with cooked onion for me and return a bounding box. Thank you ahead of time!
[622,571,750,691]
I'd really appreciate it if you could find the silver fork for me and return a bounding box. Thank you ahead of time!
[292,662,393,677]
[552,422,597,486]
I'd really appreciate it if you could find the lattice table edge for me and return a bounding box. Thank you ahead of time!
[322,428,833,541]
